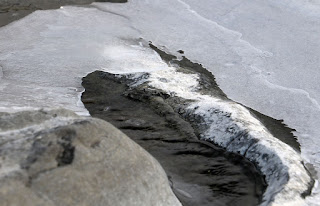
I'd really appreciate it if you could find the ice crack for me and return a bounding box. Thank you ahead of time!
[175,0,273,58]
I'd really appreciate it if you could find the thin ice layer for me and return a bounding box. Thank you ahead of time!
[0,6,169,115]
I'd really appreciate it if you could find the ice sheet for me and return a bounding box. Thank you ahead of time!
[0,6,168,115]
[93,1,320,204]
[0,0,320,204]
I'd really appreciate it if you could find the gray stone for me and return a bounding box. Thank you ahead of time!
[0,108,181,206]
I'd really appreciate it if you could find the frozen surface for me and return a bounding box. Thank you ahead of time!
[0,0,320,204]
[124,67,312,206]
[0,6,168,115]
[93,1,320,204]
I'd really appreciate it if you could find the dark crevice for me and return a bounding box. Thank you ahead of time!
[56,142,75,166]
[56,129,76,166]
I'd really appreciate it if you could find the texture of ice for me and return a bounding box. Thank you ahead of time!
[126,67,312,206]
[93,1,320,204]
[0,0,319,204]
[0,6,168,115]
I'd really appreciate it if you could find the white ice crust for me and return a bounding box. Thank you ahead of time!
[127,67,312,206]
[93,1,320,204]
[0,0,319,204]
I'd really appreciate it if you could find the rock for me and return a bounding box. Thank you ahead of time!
[82,71,267,206]
[0,108,181,206]
[0,0,128,27]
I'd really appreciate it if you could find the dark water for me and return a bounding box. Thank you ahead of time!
[82,71,266,206]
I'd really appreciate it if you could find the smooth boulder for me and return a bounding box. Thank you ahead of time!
[0,108,181,206]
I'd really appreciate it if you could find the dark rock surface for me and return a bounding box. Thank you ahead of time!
[0,109,181,206]
[82,71,266,206]
[150,43,301,153]
[81,44,314,205]
[144,44,314,204]
[0,0,127,27]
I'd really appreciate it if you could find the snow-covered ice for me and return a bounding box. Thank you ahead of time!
[124,66,312,206]
[93,1,320,204]
[0,0,320,204]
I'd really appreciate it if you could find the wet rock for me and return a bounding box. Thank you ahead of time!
[80,43,315,205]
[0,108,181,206]
[82,71,267,206]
